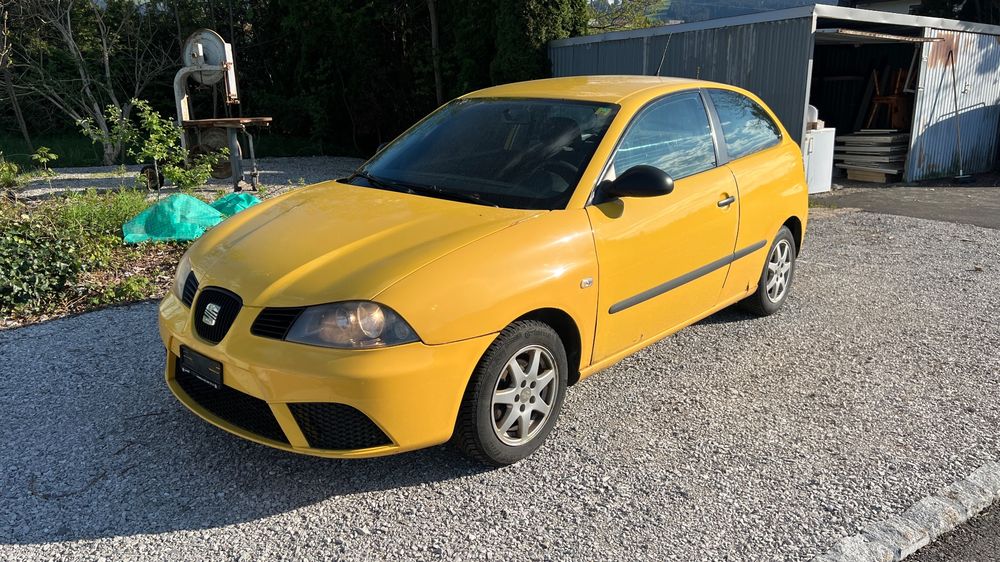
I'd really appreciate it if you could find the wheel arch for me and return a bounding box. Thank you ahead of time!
[783,215,804,255]
[513,308,583,386]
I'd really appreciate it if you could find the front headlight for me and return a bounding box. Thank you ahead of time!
[285,301,419,349]
[172,251,193,302]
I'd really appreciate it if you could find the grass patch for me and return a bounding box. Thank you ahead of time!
[1,190,187,327]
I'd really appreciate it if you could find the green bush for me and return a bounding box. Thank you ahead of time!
[163,150,227,191]
[0,213,83,312]
[0,159,19,190]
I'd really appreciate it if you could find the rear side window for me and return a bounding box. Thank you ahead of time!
[612,91,716,180]
[708,89,781,160]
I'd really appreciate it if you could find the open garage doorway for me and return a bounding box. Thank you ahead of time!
[808,27,938,183]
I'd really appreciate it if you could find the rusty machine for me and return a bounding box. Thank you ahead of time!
[171,29,271,191]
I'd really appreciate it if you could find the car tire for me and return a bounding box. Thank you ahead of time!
[739,225,797,317]
[452,320,568,466]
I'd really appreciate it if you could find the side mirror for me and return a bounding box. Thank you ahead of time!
[603,165,674,199]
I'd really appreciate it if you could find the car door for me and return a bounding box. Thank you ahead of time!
[705,88,800,303]
[586,90,739,363]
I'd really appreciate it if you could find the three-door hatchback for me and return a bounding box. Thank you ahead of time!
[160,76,808,465]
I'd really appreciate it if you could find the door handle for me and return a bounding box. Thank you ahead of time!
[717,195,736,208]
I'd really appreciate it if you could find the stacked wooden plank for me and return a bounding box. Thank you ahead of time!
[834,129,909,183]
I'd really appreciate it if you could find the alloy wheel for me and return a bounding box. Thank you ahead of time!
[765,239,793,303]
[490,345,558,446]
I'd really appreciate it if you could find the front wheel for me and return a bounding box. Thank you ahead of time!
[452,320,568,466]
[740,225,797,316]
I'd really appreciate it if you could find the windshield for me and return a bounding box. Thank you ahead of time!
[351,98,619,210]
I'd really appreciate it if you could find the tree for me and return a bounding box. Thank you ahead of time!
[8,0,175,164]
[918,0,1000,24]
[587,0,669,33]
[492,0,589,84]
[0,2,31,151]
[427,0,444,105]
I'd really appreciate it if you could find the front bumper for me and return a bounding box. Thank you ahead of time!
[158,292,495,458]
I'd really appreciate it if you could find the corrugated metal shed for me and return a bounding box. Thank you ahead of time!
[907,28,1000,181]
[551,4,1000,182]
[550,17,815,143]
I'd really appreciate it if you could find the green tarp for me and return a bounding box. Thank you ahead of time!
[211,192,260,217]
[122,192,260,244]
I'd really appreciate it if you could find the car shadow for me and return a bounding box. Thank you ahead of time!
[696,305,753,325]
[0,302,489,545]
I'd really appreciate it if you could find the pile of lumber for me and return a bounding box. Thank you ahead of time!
[834,129,909,183]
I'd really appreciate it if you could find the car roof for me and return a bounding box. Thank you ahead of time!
[463,75,720,105]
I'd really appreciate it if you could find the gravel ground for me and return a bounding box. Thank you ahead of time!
[16,156,365,200]
[1,208,998,561]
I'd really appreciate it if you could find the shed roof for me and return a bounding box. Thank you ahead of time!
[549,4,1000,48]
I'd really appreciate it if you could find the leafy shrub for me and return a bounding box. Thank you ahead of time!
[123,99,229,191]
[130,99,227,191]
[0,212,83,312]
[31,146,60,175]
[163,150,227,191]
[0,158,19,190]
[78,99,227,191]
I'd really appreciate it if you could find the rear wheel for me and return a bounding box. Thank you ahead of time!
[740,225,797,316]
[453,320,567,466]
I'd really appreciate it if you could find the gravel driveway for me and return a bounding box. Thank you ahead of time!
[1,208,998,561]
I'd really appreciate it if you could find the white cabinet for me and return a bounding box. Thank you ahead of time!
[803,128,836,194]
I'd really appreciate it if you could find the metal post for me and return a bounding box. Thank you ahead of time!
[948,49,970,182]
[242,125,259,190]
[226,127,244,191]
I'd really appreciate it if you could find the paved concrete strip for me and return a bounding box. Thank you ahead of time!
[814,186,1000,230]
[813,462,1000,562]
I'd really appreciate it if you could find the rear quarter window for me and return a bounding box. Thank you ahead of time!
[708,89,782,160]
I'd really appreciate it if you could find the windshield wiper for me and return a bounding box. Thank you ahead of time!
[350,170,408,193]
[401,182,498,207]
[354,171,496,207]
[352,170,497,207]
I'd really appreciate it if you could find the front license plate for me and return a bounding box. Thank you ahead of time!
[179,346,223,389]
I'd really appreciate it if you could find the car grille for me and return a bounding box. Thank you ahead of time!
[289,403,392,450]
[174,360,288,444]
[193,287,242,344]
[181,272,199,307]
[251,307,306,340]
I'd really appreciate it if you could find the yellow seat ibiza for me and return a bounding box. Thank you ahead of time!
[160,76,807,465]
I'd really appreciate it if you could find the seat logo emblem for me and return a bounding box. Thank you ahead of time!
[202,303,222,326]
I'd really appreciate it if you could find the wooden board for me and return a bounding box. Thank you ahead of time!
[834,153,907,163]
[846,169,895,183]
[836,163,903,174]
[834,144,908,154]
[836,136,910,145]
[836,131,910,144]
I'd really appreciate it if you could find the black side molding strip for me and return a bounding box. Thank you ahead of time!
[608,240,767,314]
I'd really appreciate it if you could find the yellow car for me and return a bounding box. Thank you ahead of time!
[159,76,807,465]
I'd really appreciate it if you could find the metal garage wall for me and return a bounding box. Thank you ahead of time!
[907,28,1000,181]
[549,18,815,143]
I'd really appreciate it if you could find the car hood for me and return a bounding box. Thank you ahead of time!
[190,181,541,307]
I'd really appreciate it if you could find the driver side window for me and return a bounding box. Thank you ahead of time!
[611,91,716,181]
